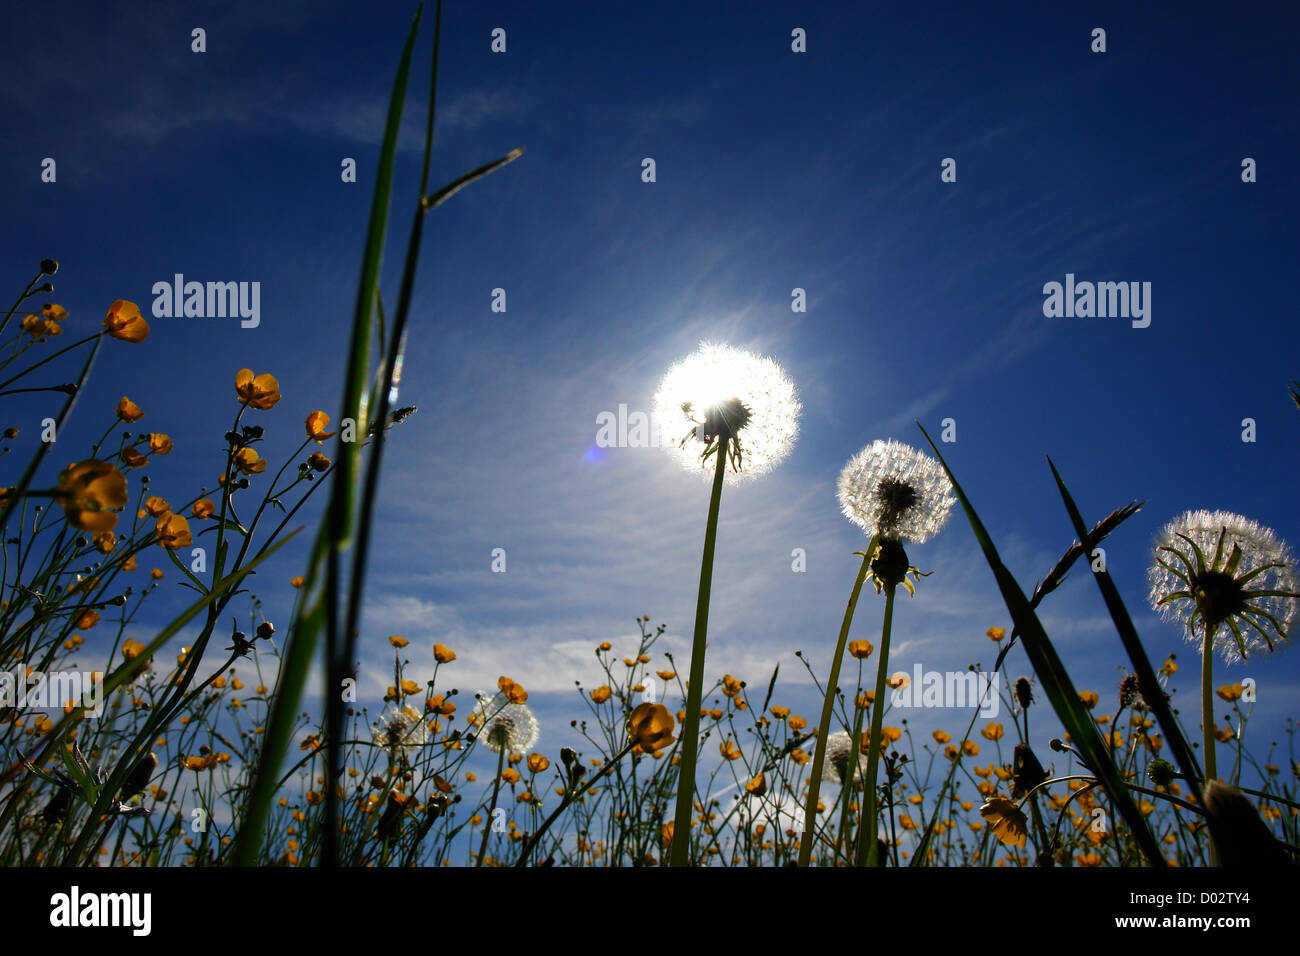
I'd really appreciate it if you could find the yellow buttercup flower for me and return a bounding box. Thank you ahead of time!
[155,514,192,550]
[527,754,549,773]
[498,675,528,704]
[234,447,266,475]
[234,369,281,410]
[1216,683,1244,703]
[103,300,149,343]
[980,797,1028,848]
[57,459,127,532]
[388,635,409,648]
[143,495,171,518]
[116,396,144,422]
[147,433,173,455]
[981,722,1004,741]
[191,498,215,519]
[628,702,676,753]
[305,411,336,444]
[120,447,148,469]
[848,640,873,659]
[433,643,456,663]
[590,685,612,704]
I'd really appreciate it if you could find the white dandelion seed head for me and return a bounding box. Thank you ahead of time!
[652,342,800,482]
[1147,509,1299,665]
[821,731,868,784]
[469,692,540,754]
[372,705,428,756]
[837,439,956,543]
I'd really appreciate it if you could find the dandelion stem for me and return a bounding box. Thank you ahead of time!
[1201,619,1218,785]
[798,541,876,867]
[476,743,507,867]
[855,582,897,867]
[669,443,729,867]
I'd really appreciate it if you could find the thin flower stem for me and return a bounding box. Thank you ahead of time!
[837,697,869,860]
[0,271,40,340]
[0,332,98,391]
[475,744,506,867]
[855,582,897,867]
[798,542,875,867]
[515,741,635,867]
[1201,619,1218,784]
[669,444,729,867]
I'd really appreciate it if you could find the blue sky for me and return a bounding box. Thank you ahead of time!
[3,0,1299,801]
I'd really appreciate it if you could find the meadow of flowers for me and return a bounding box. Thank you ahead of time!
[2,5,1297,871]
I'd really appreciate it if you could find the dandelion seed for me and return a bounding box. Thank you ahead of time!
[469,693,539,754]
[1148,510,1299,663]
[373,704,428,757]
[837,439,955,544]
[651,342,800,481]
[821,731,868,784]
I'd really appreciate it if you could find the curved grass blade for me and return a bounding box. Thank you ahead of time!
[234,1,426,867]
[916,423,1167,866]
[1045,459,1202,790]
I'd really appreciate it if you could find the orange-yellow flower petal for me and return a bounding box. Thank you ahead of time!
[155,513,192,550]
[116,397,145,422]
[103,300,149,343]
[305,411,336,444]
[234,369,281,410]
[57,459,127,532]
[628,702,676,753]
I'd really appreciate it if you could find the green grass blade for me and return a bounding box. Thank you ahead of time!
[1045,459,1203,790]
[916,423,1167,866]
[233,2,425,867]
